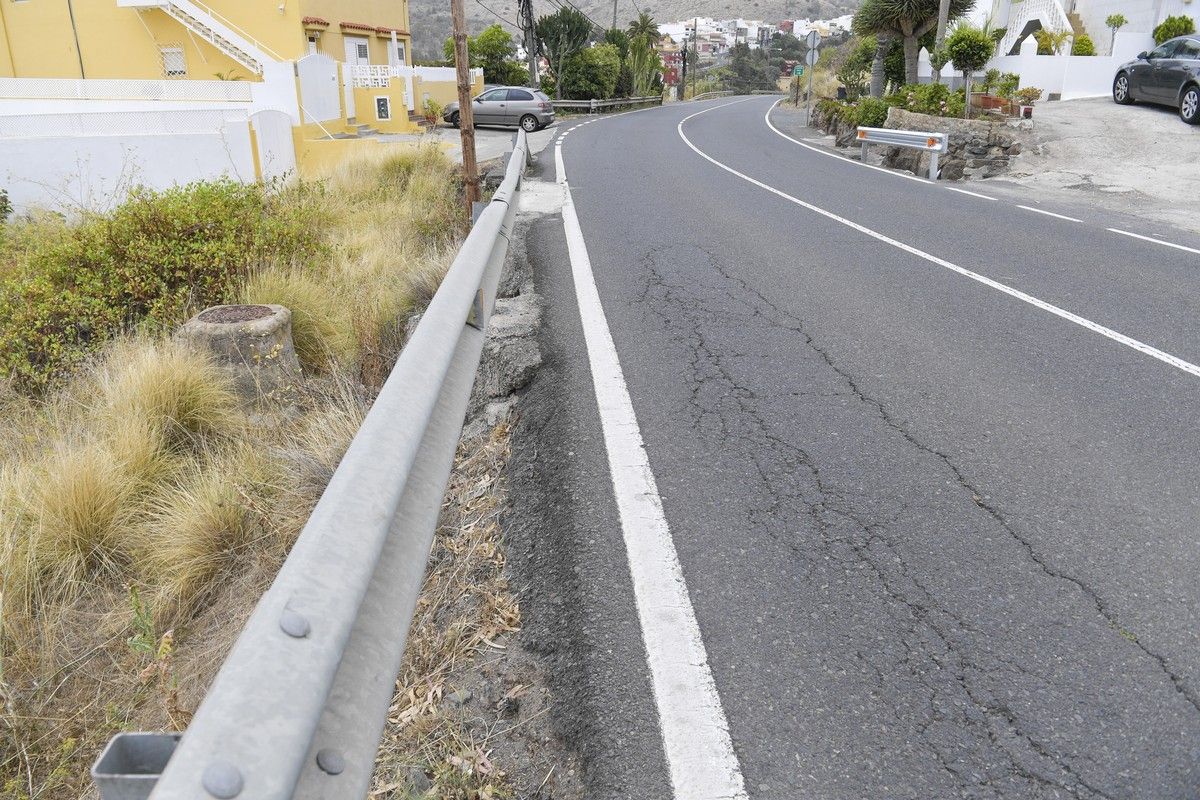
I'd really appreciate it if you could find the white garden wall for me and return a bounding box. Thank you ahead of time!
[986,31,1156,100]
[0,109,256,214]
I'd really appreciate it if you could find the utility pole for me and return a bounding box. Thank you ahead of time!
[680,35,688,100]
[692,17,698,98]
[612,0,617,30]
[450,0,480,217]
[518,0,538,88]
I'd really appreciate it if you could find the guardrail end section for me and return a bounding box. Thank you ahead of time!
[92,732,181,800]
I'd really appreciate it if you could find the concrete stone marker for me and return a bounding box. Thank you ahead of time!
[177,304,302,403]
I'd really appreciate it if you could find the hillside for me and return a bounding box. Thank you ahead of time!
[409,0,861,60]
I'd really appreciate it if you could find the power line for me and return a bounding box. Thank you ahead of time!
[473,0,520,28]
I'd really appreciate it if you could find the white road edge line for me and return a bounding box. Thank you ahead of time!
[678,102,1200,380]
[1108,227,1200,256]
[946,186,997,200]
[1017,204,1082,223]
[761,98,930,185]
[556,141,750,800]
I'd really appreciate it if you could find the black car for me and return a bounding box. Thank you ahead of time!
[1113,34,1200,124]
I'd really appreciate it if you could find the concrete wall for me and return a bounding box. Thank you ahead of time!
[0,108,256,213]
[986,31,1156,100]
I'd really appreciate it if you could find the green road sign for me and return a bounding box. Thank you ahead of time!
[793,65,804,76]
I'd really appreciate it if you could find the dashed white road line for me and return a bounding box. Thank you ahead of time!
[1017,204,1082,223]
[1108,227,1200,256]
[946,186,997,200]
[678,101,1200,380]
[555,140,750,800]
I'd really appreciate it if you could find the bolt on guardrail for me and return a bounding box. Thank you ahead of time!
[91,129,532,800]
[855,126,948,181]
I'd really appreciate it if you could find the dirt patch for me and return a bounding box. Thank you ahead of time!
[1006,97,1200,234]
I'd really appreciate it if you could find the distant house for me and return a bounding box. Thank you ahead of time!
[0,0,413,81]
[987,0,1193,56]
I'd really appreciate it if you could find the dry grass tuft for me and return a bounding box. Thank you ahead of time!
[90,338,241,447]
[137,445,275,625]
[242,269,355,373]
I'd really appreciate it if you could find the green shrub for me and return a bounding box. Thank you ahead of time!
[1154,14,1196,44]
[854,97,889,127]
[0,189,11,222]
[1071,33,1096,55]
[885,82,964,117]
[0,180,324,390]
[946,25,996,75]
[981,68,1002,94]
[996,72,1021,98]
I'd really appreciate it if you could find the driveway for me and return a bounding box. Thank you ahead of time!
[378,123,559,164]
[1002,97,1199,234]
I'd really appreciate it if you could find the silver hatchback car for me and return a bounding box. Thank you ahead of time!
[443,86,555,131]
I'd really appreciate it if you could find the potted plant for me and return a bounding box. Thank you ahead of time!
[977,68,1007,110]
[1014,86,1043,118]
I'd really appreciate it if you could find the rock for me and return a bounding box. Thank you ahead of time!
[446,689,472,707]
[407,767,433,795]
[468,293,542,417]
[1006,141,1022,155]
[941,160,966,181]
[176,304,301,404]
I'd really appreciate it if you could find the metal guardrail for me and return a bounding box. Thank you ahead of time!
[855,125,948,181]
[552,95,663,113]
[91,130,531,800]
[691,90,734,101]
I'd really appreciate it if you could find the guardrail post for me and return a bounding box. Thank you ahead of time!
[861,141,868,162]
[589,98,596,114]
[928,150,940,181]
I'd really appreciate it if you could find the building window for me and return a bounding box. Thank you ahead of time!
[356,42,369,61]
[307,35,319,55]
[395,42,407,65]
[160,46,187,78]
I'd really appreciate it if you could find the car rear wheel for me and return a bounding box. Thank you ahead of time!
[450,111,461,128]
[1181,85,1200,124]
[519,114,539,132]
[1113,72,1134,104]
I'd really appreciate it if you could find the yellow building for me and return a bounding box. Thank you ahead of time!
[0,0,413,81]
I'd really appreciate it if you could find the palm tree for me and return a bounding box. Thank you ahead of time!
[854,0,973,93]
[627,12,659,43]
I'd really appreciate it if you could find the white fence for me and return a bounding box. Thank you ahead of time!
[914,30,1156,100]
[346,65,483,112]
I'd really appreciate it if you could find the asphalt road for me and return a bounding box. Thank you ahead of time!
[509,96,1200,799]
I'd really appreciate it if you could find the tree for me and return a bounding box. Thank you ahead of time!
[1104,13,1127,52]
[627,12,660,42]
[536,7,594,99]
[723,42,781,93]
[627,32,663,95]
[945,24,994,117]
[1153,14,1196,45]
[441,24,526,84]
[853,0,973,92]
[604,28,630,60]
[560,43,621,99]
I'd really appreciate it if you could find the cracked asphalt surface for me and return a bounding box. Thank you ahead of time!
[509,96,1200,799]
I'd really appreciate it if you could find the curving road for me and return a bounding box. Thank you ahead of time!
[508,95,1200,800]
